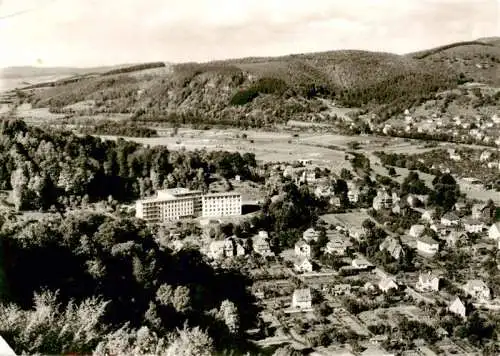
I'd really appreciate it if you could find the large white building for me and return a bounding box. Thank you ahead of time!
[136,188,241,222]
[202,192,242,218]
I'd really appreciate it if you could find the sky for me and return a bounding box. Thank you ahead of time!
[0,0,498,67]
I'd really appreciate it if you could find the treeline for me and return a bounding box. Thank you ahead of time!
[0,119,257,211]
[0,212,258,354]
[100,62,166,76]
[79,121,158,137]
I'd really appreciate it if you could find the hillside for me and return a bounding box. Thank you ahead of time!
[408,39,500,86]
[6,38,500,127]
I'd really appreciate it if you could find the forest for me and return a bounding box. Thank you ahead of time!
[79,121,159,137]
[0,119,257,211]
[0,212,259,354]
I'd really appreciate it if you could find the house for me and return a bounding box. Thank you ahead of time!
[445,230,468,247]
[347,181,361,203]
[372,189,393,211]
[329,196,342,208]
[295,240,311,258]
[415,272,440,292]
[409,224,426,238]
[379,237,404,260]
[349,226,365,241]
[421,209,436,223]
[487,222,500,240]
[292,288,312,309]
[300,169,317,184]
[454,201,467,213]
[463,280,491,301]
[441,212,460,226]
[208,240,228,260]
[417,235,439,255]
[352,258,373,270]
[472,203,494,220]
[463,219,485,234]
[252,231,274,257]
[294,257,314,273]
[314,185,334,199]
[303,227,320,242]
[325,237,352,256]
[480,150,492,162]
[331,283,352,296]
[378,277,398,293]
[448,297,466,318]
[430,223,451,236]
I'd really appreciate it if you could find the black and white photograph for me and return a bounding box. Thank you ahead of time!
[0,0,499,355]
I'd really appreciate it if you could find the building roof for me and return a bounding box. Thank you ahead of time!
[463,218,483,226]
[419,271,439,284]
[295,239,310,247]
[293,288,312,301]
[464,279,488,290]
[418,235,439,245]
[379,278,398,291]
[442,212,460,221]
[203,191,241,198]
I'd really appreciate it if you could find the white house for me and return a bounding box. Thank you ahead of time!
[415,272,440,292]
[480,151,493,162]
[409,224,426,238]
[325,237,352,256]
[378,277,398,293]
[463,219,485,234]
[417,235,439,255]
[379,237,404,260]
[372,189,393,211]
[252,231,274,257]
[463,280,491,301]
[488,222,500,240]
[295,240,311,258]
[448,297,466,318]
[352,258,373,269]
[294,257,313,273]
[445,230,468,247]
[441,212,460,226]
[292,288,312,309]
[347,188,360,203]
[421,209,436,223]
[303,227,320,242]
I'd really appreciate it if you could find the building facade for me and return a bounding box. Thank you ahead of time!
[136,188,241,222]
[202,192,242,218]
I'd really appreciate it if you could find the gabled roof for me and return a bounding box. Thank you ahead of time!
[418,235,438,245]
[464,279,489,290]
[442,212,460,221]
[295,239,309,247]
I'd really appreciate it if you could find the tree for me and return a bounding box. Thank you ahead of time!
[431,173,460,211]
[388,167,397,177]
[219,300,239,334]
[165,325,215,356]
[340,168,353,180]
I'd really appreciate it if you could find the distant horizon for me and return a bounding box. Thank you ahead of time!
[1,35,498,70]
[1,0,498,68]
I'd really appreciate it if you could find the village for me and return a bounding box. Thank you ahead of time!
[137,155,500,356]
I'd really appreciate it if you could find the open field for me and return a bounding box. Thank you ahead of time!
[95,129,356,172]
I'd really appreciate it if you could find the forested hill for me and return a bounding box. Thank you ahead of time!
[6,37,500,126]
